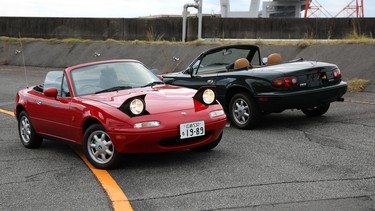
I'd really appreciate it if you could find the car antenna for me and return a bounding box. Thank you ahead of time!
[18,32,29,88]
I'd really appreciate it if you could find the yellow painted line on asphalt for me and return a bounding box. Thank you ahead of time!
[0,108,14,116]
[0,109,133,211]
[349,100,375,105]
[75,150,133,211]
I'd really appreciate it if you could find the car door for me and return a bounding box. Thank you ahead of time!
[30,72,74,141]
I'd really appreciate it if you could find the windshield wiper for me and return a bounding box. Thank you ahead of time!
[95,86,132,94]
[141,81,165,88]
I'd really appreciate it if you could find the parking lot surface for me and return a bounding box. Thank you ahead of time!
[1,65,374,210]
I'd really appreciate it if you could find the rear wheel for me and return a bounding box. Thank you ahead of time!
[190,132,222,152]
[229,93,261,129]
[83,124,120,169]
[301,103,330,117]
[18,111,43,148]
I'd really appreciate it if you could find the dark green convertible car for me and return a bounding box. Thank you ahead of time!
[162,44,347,129]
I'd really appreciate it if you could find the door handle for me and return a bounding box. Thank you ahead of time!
[37,101,42,105]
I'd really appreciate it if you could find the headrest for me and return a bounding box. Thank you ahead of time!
[267,53,282,65]
[234,58,250,70]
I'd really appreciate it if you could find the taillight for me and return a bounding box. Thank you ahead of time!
[272,76,298,88]
[332,68,342,79]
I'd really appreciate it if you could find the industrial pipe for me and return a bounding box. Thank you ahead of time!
[182,0,202,42]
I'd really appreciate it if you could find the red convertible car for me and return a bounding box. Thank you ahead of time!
[15,60,226,169]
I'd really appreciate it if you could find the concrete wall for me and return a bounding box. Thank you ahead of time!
[1,17,374,41]
[1,39,375,91]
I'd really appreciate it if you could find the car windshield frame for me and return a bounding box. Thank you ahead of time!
[70,61,163,96]
[186,45,262,75]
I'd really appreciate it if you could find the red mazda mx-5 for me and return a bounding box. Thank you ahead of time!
[15,60,226,169]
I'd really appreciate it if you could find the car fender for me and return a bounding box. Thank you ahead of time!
[222,83,256,112]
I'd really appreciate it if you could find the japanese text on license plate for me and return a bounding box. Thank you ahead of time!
[180,120,205,139]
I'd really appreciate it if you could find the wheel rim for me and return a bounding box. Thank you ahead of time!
[20,116,31,144]
[232,98,250,125]
[87,130,114,164]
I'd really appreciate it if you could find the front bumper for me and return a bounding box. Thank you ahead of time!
[108,111,227,153]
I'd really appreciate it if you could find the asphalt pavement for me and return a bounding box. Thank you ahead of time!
[1,65,375,210]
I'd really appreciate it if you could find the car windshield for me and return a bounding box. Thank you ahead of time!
[192,48,252,74]
[71,61,163,96]
[189,46,261,75]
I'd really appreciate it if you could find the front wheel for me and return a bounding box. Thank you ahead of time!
[83,124,120,169]
[18,111,43,148]
[229,93,261,129]
[301,103,330,117]
[190,132,222,152]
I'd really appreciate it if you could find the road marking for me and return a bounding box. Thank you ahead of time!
[75,150,133,211]
[0,108,15,116]
[0,109,133,211]
[349,100,375,105]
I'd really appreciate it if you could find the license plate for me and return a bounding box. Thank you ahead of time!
[180,120,205,139]
[307,73,320,87]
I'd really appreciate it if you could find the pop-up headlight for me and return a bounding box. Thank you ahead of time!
[119,95,149,117]
[193,87,218,106]
[130,98,144,115]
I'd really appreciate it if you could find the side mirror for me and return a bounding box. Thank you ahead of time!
[185,66,193,75]
[156,75,164,80]
[262,57,268,65]
[44,87,58,99]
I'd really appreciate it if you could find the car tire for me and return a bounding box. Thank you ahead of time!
[229,93,261,129]
[83,124,120,169]
[190,132,222,152]
[18,111,43,148]
[301,103,330,117]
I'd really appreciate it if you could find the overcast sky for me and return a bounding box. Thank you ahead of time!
[0,0,373,18]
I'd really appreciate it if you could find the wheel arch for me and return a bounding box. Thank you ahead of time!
[224,85,256,111]
[82,117,103,135]
[15,104,26,119]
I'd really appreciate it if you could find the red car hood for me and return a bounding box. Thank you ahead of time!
[81,85,199,113]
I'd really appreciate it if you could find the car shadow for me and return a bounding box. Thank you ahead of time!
[238,111,331,130]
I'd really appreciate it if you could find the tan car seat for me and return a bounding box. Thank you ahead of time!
[233,58,251,70]
[267,53,282,65]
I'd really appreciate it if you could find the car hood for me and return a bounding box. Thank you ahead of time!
[80,85,198,113]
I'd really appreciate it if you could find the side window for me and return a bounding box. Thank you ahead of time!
[61,74,71,98]
[44,71,63,96]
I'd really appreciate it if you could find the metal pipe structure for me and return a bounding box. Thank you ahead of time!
[182,0,202,42]
[197,0,203,40]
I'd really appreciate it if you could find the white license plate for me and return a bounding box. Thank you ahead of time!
[180,120,205,139]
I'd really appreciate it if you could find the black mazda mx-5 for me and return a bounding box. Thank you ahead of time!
[163,44,347,129]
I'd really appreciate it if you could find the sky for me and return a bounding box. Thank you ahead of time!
[0,0,373,18]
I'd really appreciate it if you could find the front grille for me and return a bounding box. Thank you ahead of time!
[159,131,212,147]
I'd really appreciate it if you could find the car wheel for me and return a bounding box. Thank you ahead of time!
[83,124,120,169]
[229,93,261,129]
[190,132,222,152]
[18,111,43,148]
[301,103,330,117]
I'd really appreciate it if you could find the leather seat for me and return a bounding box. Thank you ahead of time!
[267,53,282,65]
[233,58,250,70]
[100,68,118,89]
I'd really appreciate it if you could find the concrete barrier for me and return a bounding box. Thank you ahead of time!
[1,39,374,84]
[1,17,374,41]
